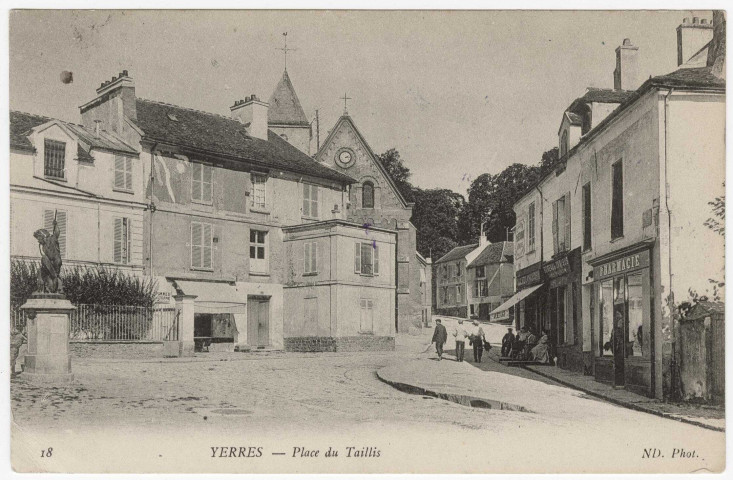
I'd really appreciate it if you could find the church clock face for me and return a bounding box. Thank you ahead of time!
[336,148,355,168]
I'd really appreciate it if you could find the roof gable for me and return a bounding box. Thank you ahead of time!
[435,243,479,264]
[268,70,309,126]
[468,242,513,268]
[316,114,411,208]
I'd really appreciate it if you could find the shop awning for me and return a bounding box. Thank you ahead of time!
[173,280,248,314]
[490,284,543,317]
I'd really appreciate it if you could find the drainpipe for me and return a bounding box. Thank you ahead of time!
[662,88,677,398]
[148,143,159,277]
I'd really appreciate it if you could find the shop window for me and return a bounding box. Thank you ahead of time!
[362,182,374,208]
[611,160,624,239]
[528,202,536,251]
[600,280,614,356]
[249,230,268,273]
[583,182,592,251]
[44,139,66,179]
[627,272,644,357]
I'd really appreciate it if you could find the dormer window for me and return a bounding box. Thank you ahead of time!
[44,139,66,179]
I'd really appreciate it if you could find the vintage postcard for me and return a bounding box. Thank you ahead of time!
[6,7,727,475]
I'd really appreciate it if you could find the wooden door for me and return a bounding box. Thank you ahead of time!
[247,298,270,347]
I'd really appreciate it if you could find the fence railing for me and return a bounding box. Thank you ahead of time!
[12,304,178,342]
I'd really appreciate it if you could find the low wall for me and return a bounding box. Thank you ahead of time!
[285,336,395,352]
[70,342,163,359]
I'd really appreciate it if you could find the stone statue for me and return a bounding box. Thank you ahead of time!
[33,211,63,294]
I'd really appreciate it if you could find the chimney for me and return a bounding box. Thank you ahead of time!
[80,70,136,135]
[707,10,726,79]
[613,38,640,91]
[230,94,269,141]
[677,16,714,67]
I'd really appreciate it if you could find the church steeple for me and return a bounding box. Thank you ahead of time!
[268,70,312,154]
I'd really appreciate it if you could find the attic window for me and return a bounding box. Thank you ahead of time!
[167,113,178,122]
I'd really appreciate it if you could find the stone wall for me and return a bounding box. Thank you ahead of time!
[71,342,162,359]
[285,336,394,352]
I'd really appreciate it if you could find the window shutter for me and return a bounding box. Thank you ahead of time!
[373,244,379,275]
[203,224,212,269]
[125,157,133,190]
[191,223,202,268]
[114,156,125,189]
[564,193,571,252]
[312,185,319,218]
[202,165,212,202]
[312,242,318,273]
[114,218,122,263]
[302,184,309,217]
[354,242,361,273]
[191,163,202,201]
[304,243,311,273]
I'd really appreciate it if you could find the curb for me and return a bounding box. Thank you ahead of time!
[375,368,532,413]
[522,365,725,433]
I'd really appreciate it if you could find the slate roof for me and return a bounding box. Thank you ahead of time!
[648,66,726,89]
[10,110,138,157]
[468,241,513,268]
[577,87,636,104]
[133,99,354,184]
[267,70,310,126]
[435,243,479,265]
[10,111,51,150]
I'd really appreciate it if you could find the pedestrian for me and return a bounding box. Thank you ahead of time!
[431,318,448,360]
[501,327,515,357]
[10,326,26,377]
[453,318,469,362]
[470,319,486,363]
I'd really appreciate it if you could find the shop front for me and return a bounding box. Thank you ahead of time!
[589,243,654,396]
[542,248,582,372]
[491,261,544,331]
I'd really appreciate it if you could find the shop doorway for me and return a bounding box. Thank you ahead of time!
[247,297,270,347]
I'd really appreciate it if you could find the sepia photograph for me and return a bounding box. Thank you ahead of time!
[5,5,728,475]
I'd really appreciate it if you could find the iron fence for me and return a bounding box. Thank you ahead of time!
[12,304,178,342]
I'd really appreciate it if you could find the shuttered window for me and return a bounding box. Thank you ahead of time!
[354,241,378,275]
[304,241,318,274]
[191,222,212,269]
[528,202,536,251]
[44,139,66,179]
[302,183,319,218]
[43,209,67,259]
[191,162,213,203]
[114,155,133,191]
[114,217,132,264]
[552,194,570,253]
[611,160,624,239]
[360,299,374,333]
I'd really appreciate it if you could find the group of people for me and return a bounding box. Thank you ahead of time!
[431,318,490,363]
[501,326,551,364]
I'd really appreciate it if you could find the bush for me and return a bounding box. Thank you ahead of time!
[10,259,157,309]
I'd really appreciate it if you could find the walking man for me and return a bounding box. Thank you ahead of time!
[431,318,448,360]
[453,318,469,362]
[470,319,486,363]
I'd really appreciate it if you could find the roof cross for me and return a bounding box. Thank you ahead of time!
[341,93,352,114]
[277,32,297,71]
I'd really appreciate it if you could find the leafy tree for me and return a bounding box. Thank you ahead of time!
[704,183,725,237]
[375,148,415,202]
[410,188,464,261]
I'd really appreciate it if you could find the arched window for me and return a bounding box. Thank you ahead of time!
[362,182,374,208]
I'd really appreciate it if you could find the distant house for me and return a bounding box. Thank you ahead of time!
[434,236,514,320]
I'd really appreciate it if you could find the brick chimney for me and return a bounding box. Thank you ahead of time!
[80,70,136,135]
[230,95,269,141]
[677,16,714,67]
[613,38,640,91]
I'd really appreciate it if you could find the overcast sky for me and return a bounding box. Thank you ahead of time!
[9,9,711,195]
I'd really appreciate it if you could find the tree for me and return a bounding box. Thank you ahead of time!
[375,148,414,202]
[410,188,465,261]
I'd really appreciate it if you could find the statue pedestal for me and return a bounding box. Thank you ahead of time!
[20,294,75,384]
